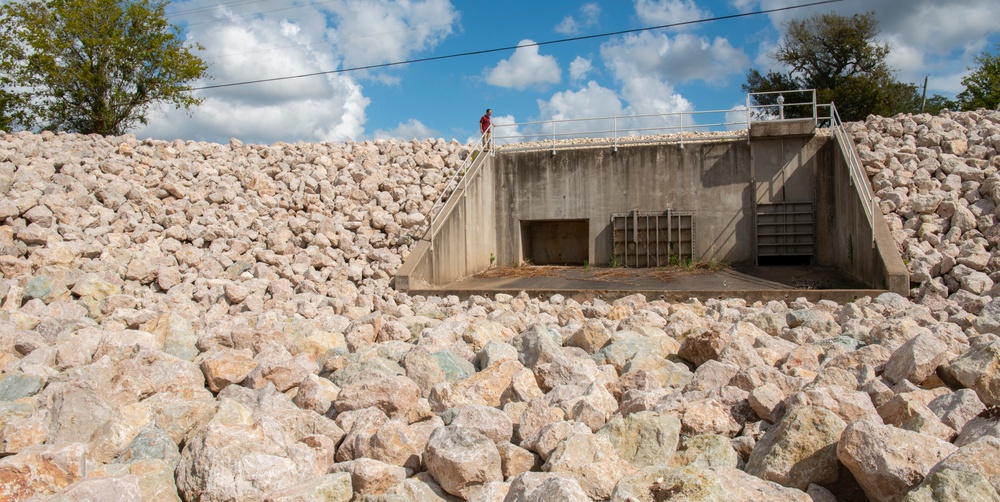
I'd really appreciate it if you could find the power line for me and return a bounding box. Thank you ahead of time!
[166,0,275,18]
[193,0,845,91]
[182,0,340,27]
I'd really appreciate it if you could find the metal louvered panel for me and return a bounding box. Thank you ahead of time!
[611,210,695,267]
[757,201,814,258]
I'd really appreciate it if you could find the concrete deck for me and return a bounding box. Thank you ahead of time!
[403,265,884,303]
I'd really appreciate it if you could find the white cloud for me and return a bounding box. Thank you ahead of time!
[135,0,460,144]
[742,0,998,93]
[569,57,594,83]
[555,3,601,35]
[374,119,437,140]
[325,0,459,69]
[726,104,751,131]
[526,82,625,140]
[633,0,711,29]
[601,31,749,86]
[485,41,561,90]
[537,81,624,120]
[138,79,369,145]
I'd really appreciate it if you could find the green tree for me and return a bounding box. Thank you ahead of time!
[0,0,207,135]
[743,11,921,121]
[956,44,1000,111]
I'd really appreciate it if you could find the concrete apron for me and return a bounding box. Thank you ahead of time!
[402,266,885,304]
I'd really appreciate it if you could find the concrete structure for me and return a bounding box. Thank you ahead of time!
[395,119,908,296]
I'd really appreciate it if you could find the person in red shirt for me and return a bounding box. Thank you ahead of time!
[479,108,492,148]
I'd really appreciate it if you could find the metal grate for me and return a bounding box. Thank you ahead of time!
[611,210,695,267]
[757,201,814,258]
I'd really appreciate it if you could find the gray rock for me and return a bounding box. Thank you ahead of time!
[598,411,681,468]
[425,425,502,499]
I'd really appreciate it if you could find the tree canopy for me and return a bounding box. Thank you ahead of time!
[743,11,928,121]
[0,0,207,135]
[956,44,1000,111]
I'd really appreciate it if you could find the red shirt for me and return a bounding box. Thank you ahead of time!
[480,113,491,133]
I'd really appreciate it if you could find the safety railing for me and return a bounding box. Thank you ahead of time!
[424,128,493,251]
[746,89,819,124]
[492,108,750,154]
[824,101,876,248]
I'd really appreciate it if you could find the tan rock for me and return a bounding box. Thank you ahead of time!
[329,457,406,496]
[498,442,538,479]
[0,443,88,500]
[334,372,420,419]
[199,348,257,393]
[543,430,636,500]
[598,410,680,469]
[837,420,957,502]
[425,425,503,499]
[745,405,847,490]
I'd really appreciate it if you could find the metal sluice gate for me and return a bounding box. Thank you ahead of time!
[611,210,695,267]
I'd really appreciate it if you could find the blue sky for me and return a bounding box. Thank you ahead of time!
[135,0,1000,145]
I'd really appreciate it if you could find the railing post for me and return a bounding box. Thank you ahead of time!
[613,117,618,152]
[551,121,556,155]
[812,89,817,125]
[679,113,684,149]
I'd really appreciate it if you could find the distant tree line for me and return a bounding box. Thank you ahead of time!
[743,11,1000,121]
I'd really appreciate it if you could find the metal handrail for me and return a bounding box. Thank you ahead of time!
[826,102,876,248]
[746,89,818,123]
[492,107,750,153]
[425,128,493,251]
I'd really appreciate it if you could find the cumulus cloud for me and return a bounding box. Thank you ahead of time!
[601,31,749,86]
[135,0,460,144]
[741,0,997,92]
[634,0,711,29]
[569,57,594,83]
[555,3,601,35]
[374,119,437,140]
[527,82,625,140]
[325,0,459,68]
[485,41,561,90]
[537,81,624,120]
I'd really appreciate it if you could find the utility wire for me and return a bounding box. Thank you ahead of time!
[182,0,340,27]
[193,0,845,91]
[166,0,275,18]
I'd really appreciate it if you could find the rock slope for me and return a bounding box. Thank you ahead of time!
[0,110,997,502]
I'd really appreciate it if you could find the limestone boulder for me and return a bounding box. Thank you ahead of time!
[425,425,502,499]
[328,457,407,497]
[542,430,635,500]
[945,339,1000,406]
[598,410,681,469]
[745,405,847,490]
[837,420,957,502]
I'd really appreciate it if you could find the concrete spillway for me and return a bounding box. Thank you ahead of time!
[396,119,907,301]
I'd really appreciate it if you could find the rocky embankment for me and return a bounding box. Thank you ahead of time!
[0,110,997,502]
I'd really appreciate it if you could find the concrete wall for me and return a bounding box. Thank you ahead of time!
[396,126,908,295]
[751,133,830,264]
[394,152,496,289]
[494,142,754,267]
[820,135,909,293]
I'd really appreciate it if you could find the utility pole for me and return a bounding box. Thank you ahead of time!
[920,76,928,113]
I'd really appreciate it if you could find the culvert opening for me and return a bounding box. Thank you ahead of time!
[520,219,589,265]
[757,255,812,266]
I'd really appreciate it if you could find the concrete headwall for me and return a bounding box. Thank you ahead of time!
[821,136,909,293]
[396,128,908,295]
[394,153,496,290]
[494,142,754,267]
